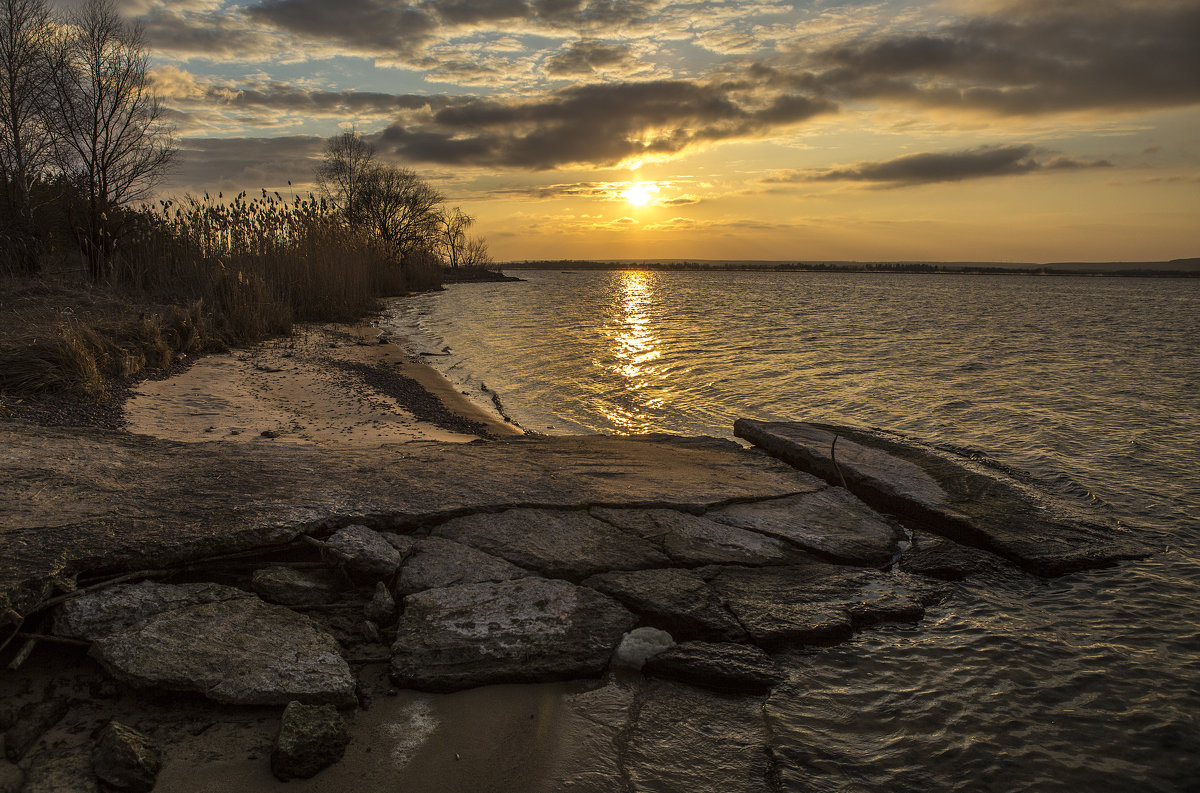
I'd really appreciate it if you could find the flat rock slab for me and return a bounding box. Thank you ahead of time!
[590,507,799,567]
[395,536,530,595]
[52,581,250,641]
[432,509,670,579]
[643,641,783,694]
[2,427,815,615]
[735,419,1148,576]
[704,563,925,649]
[90,597,355,706]
[390,578,637,692]
[707,489,903,567]
[582,568,746,641]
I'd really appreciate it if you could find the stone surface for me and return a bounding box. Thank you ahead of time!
[364,581,396,624]
[0,759,22,793]
[705,563,925,649]
[90,596,355,706]
[271,701,349,781]
[707,489,903,567]
[390,578,637,692]
[433,509,670,579]
[899,529,1001,580]
[627,681,774,793]
[643,641,783,694]
[590,507,799,566]
[2,427,814,616]
[252,566,342,606]
[735,419,1148,575]
[582,568,746,641]
[92,721,162,793]
[325,525,402,578]
[613,627,676,669]
[3,699,69,762]
[52,581,250,641]
[395,536,529,595]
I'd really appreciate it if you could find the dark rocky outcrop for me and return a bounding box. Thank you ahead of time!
[324,525,402,578]
[390,578,637,692]
[432,509,670,579]
[395,536,529,595]
[364,581,396,625]
[52,581,248,641]
[92,722,162,793]
[582,568,745,641]
[90,595,355,706]
[899,529,1002,580]
[271,701,349,781]
[643,641,783,694]
[590,507,799,567]
[252,566,343,606]
[734,419,1148,575]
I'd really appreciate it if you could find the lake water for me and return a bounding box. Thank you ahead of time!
[384,270,1200,791]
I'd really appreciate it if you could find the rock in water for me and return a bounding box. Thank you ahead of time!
[390,578,637,692]
[734,419,1148,576]
[271,701,349,781]
[324,525,402,578]
[642,642,782,694]
[90,597,355,706]
[92,722,162,793]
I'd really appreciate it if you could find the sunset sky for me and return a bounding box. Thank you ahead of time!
[114,0,1198,262]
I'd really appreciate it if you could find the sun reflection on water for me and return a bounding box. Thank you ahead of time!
[600,271,664,432]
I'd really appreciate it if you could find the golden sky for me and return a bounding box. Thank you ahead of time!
[118,0,1199,262]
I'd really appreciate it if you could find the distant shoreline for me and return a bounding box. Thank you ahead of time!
[504,258,1200,278]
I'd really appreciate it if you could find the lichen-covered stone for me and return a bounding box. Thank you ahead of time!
[271,701,349,781]
[92,722,162,793]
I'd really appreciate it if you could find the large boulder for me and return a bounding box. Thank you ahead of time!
[706,489,903,567]
[734,419,1148,575]
[324,525,402,578]
[271,701,349,781]
[390,577,637,692]
[432,509,669,579]
[582,568,746,641]
[590,507,799,566]
[395,536,530,595]
[52,581,249,641]
[92,722,162,793]
[90,596,355,706]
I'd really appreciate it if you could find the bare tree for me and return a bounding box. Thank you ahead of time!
[0,0,53,273]
[313,129,375,226]
[358,164,443,256]
[49,0,174,280]
[461,235,494,269]
[436,206,473,268]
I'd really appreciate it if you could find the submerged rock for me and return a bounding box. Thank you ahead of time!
[590,507,799,566]
[271,701,349,781]
[642,641,783,695]
[324,525,402,578]
[395,536,529,595]
[734,419,1148,575]
[899,529,1001,580]
[582,568,746,641]
[252,566,342,606]
[390,577,637,692]
[90,596,355,706]
[707,489,903,567]
[92,722,162,793]
[52,581,250,641]
[432,509,670,579]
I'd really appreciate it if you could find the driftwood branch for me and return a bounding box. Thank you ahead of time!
[830,434,850,490]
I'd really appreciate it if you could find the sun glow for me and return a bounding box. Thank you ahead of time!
[622,182,659,207]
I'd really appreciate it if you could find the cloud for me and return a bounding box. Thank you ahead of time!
[774,145,1114,187]
[544,40,635,75]
[378,78,835,169]
[761,0,1200,116]
[160,136,325,192]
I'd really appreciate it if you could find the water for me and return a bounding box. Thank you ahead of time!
[384,270,1200,791]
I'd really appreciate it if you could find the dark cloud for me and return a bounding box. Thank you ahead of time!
[761,0,1200,116]
[775,145,1113,187]
[544,40,634,75]
[160,136,325,193]
[379,79,835,168]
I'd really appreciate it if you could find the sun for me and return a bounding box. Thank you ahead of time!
[622,182,659,207]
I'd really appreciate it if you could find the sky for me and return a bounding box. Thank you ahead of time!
[100,0,1200,261]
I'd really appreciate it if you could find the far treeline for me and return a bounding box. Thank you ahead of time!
[515,260,1200,277]
[0,0,493,400]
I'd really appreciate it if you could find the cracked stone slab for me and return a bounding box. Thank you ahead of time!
[642,641,783,695]
[582,568,746,642]
[390,577,637,692]
[432,509,670,579]
[52,581,251,641]
[704,563,925,649]
[90,596,355,706]
[627,681,774,793]
[589,507,800,567]
[734,419,1148,576]
[706,489,903,567]
[395,536,531,595]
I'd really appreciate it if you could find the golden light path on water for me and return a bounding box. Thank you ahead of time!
[598,271,664,432]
